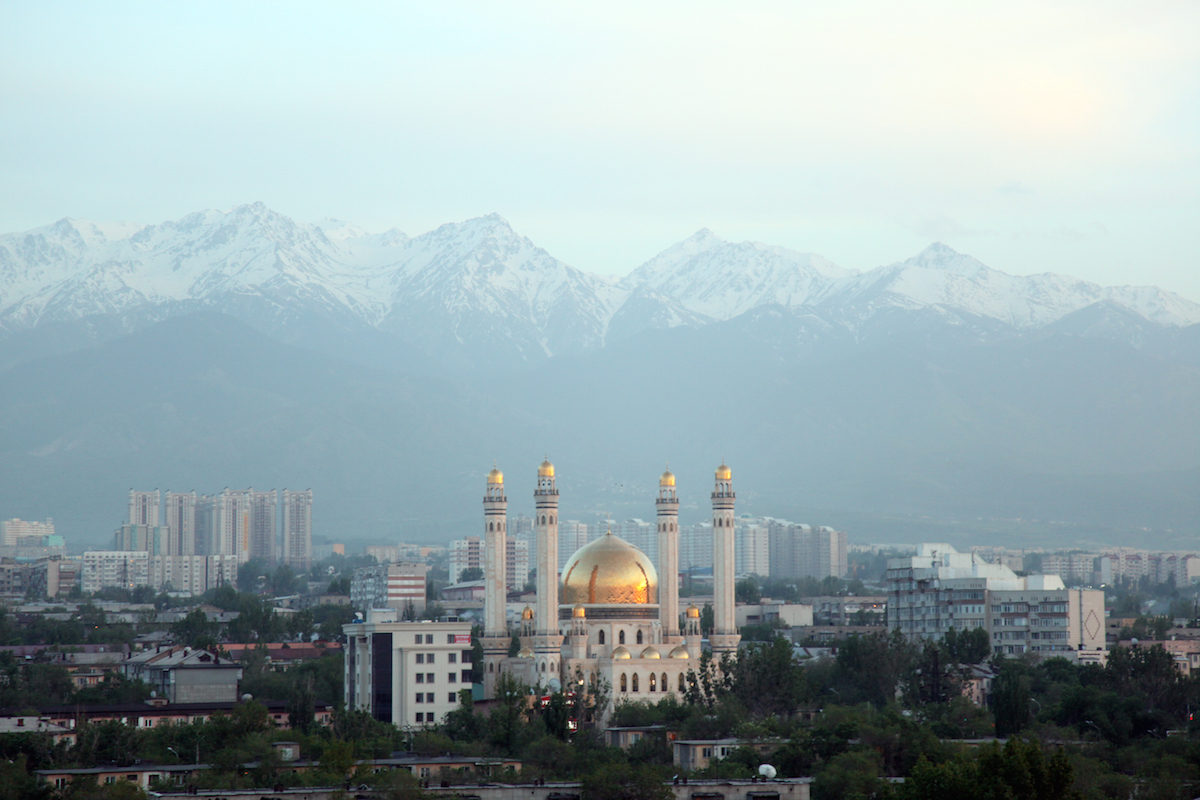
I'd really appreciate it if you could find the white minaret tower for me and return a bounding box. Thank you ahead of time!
[534,458,560,634]
[709,462,741,653]
[533,459,564,677]
[656,467,681,643]
[481,465,509,700]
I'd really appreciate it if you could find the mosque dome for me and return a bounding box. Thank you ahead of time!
[521,606,534,620]
[640,646,661,659]
[572,604,586,618]
[538,459,555,477]
[659,469,675,487]
[487,467,504,484]
[685,604,700,618]
[715,462,731,480]
[669,644,690,659]
[517,646,535,659]
[611,646,632,659]
[560,531,658,605]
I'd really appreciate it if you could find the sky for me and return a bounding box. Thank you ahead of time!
[2,2,1199,296]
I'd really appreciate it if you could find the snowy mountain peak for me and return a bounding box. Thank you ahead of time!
[897,242,990,277]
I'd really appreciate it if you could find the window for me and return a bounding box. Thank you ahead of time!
[415,635,423,644]
[426,634,434,644]
[427,653,435,663]
[679,674,685,692]
[415,712,424,722]
[127,775,138,782]
[620,673,627,692]
[632,674,639,692]
[448,693,457,703]
[598,630,605,645]
[105,777,116,785]
[462,670,473,682]
[449,673,457,683]
[662,672,668,692]
[427,673,435,682]
[636,630,643,645]
[416,674,425,683]
[426,693,435,703]
[619,630,626,645]
[447,634,456,644]
[416,654,424,664]
[449,653,457,663]
[461,650,472,663]
[649,673,656,691]
[416,693,424,703]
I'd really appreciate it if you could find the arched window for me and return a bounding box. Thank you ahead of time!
[632,674,639,692]
[636,630,643,645]
[551,515,555,524]
[620,673,627,692]
[662,672,668,692]
[678,673,685,692]
[540,662,546,672]
[489,662,493,672]
[649,673,657,692]
[598,630,605,645]
[619,630,625,645]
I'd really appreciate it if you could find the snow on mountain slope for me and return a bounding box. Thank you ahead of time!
[620,228,855,320]
[819,243,1200,329]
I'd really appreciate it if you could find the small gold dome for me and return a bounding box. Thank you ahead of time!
[685,605,700,618]
[669,644,690,659]
[640,646,661,659]
[561,531,658,605]
[538,459,555,477]
[611,646,632,659]
[487,466,504,484]
[572,604,586,618]
[660,469,675,487]
[715,462,731,480]
[517,646,535,659]
[521,606,534,620]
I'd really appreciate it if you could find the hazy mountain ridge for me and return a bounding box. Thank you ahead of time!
[4,204,1198,371]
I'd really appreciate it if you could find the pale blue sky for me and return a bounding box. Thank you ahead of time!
[2,2,1198,296]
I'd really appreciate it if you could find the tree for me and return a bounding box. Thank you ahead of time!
[991,660,1032,738]
[735,577,761,604]
[580,763,672,800]
[458,567,484,582]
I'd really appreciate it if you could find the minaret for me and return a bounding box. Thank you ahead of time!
[656,468,681,643]
[483,466,508,639]
[481,465,509,700]
[709,462,740,653]
[533,459,565,679]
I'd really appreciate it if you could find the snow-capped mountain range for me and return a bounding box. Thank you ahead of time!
[2,202,1197,363]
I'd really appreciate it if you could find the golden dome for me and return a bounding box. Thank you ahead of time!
[611,646,631,659]
[660,469,675,487]
[572,604,586,618]
[685,604,700,618]
[517,646,535,659]
[538,459,555,477]
[487,466,504,484]
[715,462,731,480]
[521,606,534,620]
[669,644,690,659]
[640,646,661,659]
[560,531,658,605]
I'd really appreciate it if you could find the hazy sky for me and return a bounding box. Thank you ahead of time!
[3,3,1198,296]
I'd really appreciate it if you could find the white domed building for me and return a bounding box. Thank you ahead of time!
[480,462,740,713]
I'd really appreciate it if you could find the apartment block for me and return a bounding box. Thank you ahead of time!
[128,490,160,527]
[282,489,313,571]
[768,521,848,580]
[165,492,197,556]
[343,611,473,727]
[735,521,770,577]
[249,490,277,564]
[149,555,239,595]
[449,537,483,584]
[351,562,429,613]
[887,544,1105,658]
[2,518,55,546]
[82,551,150,594]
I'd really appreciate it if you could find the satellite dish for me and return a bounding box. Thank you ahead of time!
[241,693,253,702]
[758,764,777,779]
[548,678,562,692]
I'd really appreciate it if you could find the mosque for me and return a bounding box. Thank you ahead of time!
[480,459,741,709]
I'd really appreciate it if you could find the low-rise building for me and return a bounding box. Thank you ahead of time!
[344,610,474,727]
[121,647,242,703]
[735,601,814,628]
[351,561,429,613]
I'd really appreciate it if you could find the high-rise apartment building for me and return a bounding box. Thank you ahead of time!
[165,491,197,556]
[506,536,530,591]
[216,489,252,562]
[249,490,277,563]
[194,495,217,556]
[679,522,713,571]
[128,490,160,527]
[768,521,847,580]
[886,544,1105,658]
[2,518,55,546]
[113,524,169,555]
[282,489,313,571]
[449,537,483,584]
[557,520,589,570]
[735,521,770,577]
